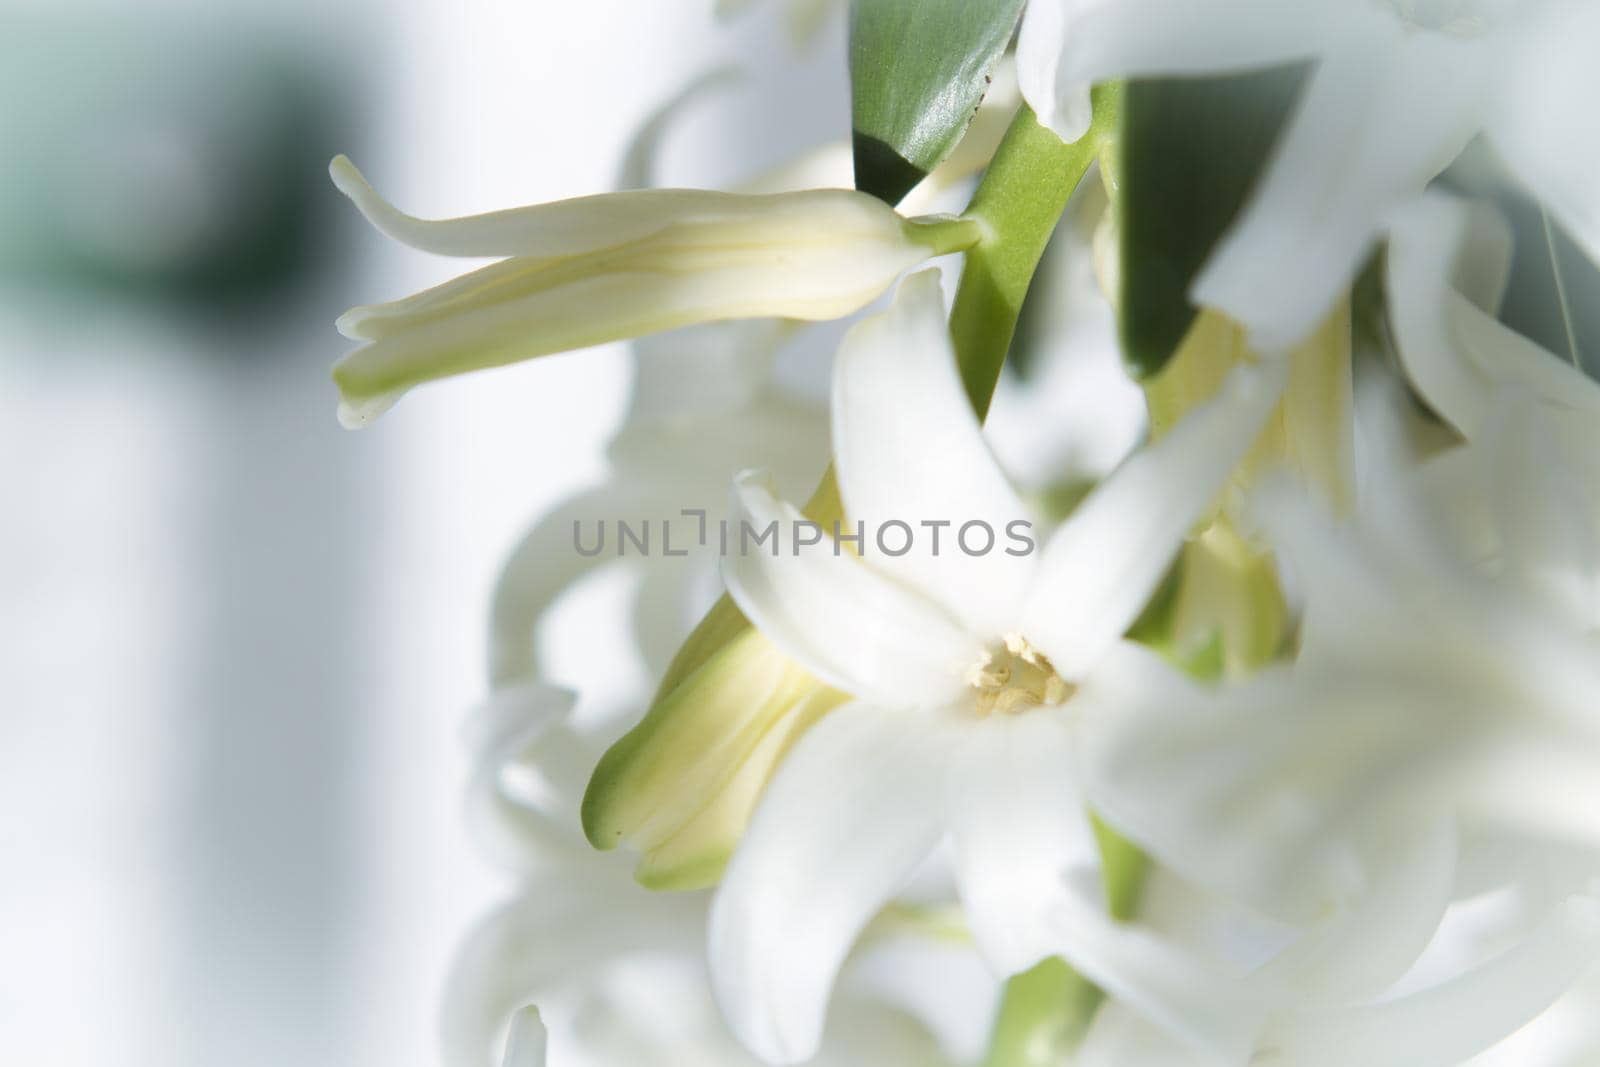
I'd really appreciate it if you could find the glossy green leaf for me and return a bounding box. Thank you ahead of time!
[849,0,1026,205]
[1115,66,1306,377]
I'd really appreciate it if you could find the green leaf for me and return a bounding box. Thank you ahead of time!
[849,0,1026,205]
[1115,66,1306,377]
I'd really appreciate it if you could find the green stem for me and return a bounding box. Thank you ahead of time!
[950,85,1121,419]
[981,958,1104,1067]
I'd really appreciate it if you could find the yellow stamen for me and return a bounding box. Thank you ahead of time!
[966,633,1074,717]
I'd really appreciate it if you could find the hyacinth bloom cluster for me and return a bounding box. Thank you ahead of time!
[329,3,1600,1066]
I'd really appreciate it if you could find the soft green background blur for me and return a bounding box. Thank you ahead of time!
[0,3,850,1064]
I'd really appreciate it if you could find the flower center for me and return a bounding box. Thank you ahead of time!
[964,633,1074,717]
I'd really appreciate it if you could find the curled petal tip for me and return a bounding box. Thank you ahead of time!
[327,154,406,242]
[335,387,404,430]
[334,307,376,341]
[501,1005,547,1067]
[328,154,363,196]
[731,466,774,491]
[335,402,371,431]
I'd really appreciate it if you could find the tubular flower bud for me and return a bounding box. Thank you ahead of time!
[328,155,979,426]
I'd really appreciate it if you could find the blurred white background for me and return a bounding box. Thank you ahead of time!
[0,2,849,1064]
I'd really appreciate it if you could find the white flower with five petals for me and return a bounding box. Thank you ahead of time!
[707,269,1287,1063]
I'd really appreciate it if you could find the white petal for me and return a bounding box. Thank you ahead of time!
[609,393,831,505]
[1477,395,1600,628]
[1076,1001,1204,1067]
[461,683,593,869]
[336,256,547,342]
[1133,863,1300,981]
[1251,480,1600,851]
[441,871,702,1067]
[1196,39,1486,351]
[1081,661,1462,923]
[615,67,739,190]
[1467,972,1600,1067]
[1246,468,1465,674]
[1261,897,1600,1067]
[1022,358,1286,680]
[332,154,811,260]
[1015,0,1092,142]
[721,470,975,707]
[806,1000,954,1067]
[1384,192,1596,435]
[843,923,1001,1065]
[1046,883,1270,1061]
[1484,1,1600,267]
[462,683,575,768]
[709,703,949,1064]
[1385,197,1600,624]
[1250,822,1458,1003]
[329,160,964,420]
[500,1007,546,1067]
[622,318,791,422]
[1072,639,1209,714]
[331,192,944,414]
[1460,729,1600,856]
[946,710,1094,975]
[833,270,1034,636]
[738,141,856,196]
[488,486,658,685]
[335,386,405,429]
[1385,192,1600,483]
[1056,0,1343,86]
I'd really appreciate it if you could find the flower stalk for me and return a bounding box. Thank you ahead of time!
[951,85,1121,419]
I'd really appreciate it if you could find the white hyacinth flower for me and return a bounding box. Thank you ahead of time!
[708,269,1287,1063]
[1088,366,1600,904]
[448,683,994,1067]
[1077,366,1600,1060]
[327,156,978,426]
[1018,0,1600,351]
